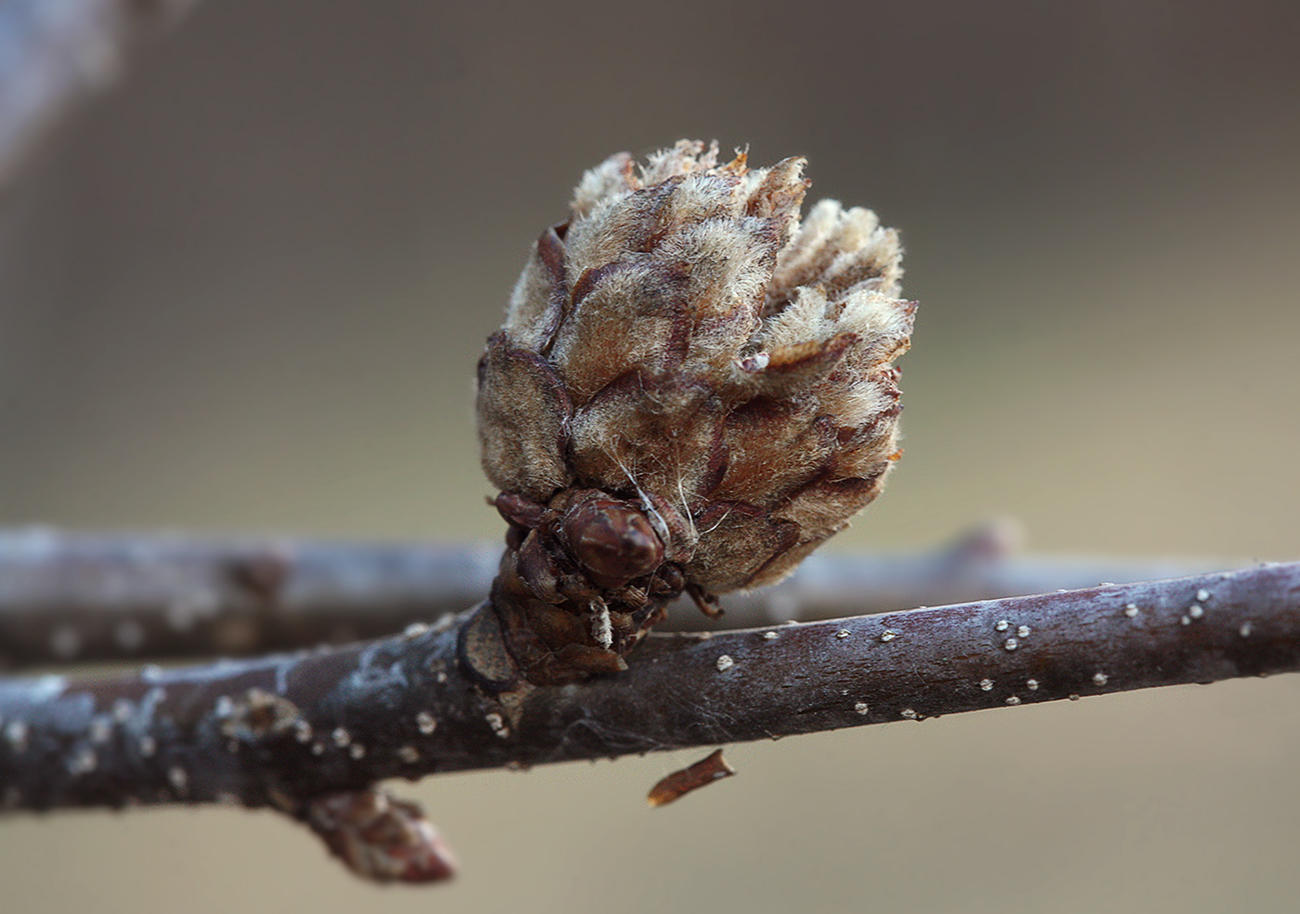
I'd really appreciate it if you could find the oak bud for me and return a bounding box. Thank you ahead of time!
[477,140,914,684]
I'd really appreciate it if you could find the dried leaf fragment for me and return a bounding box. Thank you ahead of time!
[647,748,736,807]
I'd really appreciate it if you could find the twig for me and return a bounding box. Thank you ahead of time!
[0,528,499,667]
[0,0,201,189]
[1,560,1293,818]
[0,523,1226,666]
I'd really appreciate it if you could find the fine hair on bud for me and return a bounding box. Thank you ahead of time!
[476,140,915,684]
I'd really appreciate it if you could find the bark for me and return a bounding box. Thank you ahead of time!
[1,560,1293,816]
[0,524,1223,666]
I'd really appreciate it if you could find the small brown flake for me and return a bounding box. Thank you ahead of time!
[647,748,736,808]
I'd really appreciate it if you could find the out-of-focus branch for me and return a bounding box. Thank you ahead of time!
[0,523,1227,667]
[0,528,500,667]
[0,0,201,189]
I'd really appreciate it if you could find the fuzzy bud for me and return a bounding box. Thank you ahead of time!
[477,140,915,684]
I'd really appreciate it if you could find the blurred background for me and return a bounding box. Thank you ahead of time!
[2,1,1299,911]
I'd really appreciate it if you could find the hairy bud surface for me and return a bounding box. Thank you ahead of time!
[477,140,915,684]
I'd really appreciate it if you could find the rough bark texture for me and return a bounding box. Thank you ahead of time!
[1,561,1295,815]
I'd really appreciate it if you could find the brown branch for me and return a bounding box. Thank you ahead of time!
[0,0,201,189]
[0,524,1226,667]
[1,561,1294,819]
[0,528,499,667]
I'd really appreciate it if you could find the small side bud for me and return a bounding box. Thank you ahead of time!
[306,789,458,884]
[562,493,665,589]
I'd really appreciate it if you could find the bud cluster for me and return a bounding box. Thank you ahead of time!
[477,140,915,684]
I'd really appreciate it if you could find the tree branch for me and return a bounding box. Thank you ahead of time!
[1,560,1293,818]
[0,0,201,189]
[0,528,499,667]
[0,523,1226,666]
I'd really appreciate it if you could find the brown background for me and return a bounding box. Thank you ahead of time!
[2,1,1300,911]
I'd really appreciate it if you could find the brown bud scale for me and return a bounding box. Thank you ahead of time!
[477,140,915,684]
[647,748,736,807]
